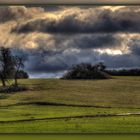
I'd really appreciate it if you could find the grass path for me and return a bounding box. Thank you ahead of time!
[0,109,140,124]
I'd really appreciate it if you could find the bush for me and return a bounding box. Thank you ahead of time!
[62,63,111,80]
[0,85,27,93]
[16,70,29,79]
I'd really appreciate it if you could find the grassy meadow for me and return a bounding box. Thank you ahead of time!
[0,76,140,133]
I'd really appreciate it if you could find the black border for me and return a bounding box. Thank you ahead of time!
[0,0,140,5]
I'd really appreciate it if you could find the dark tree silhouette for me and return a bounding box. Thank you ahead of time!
[16,70,29,79]
[105,69,140,76]
[96,62,106,71]
[62,63,110,80]
[0,47,28,88]
[0,47,15,86]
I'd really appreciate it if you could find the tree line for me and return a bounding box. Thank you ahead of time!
[105,69,140,76]
[62,63,140,79]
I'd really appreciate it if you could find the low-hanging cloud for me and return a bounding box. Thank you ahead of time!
[12,46,140,75]
[12,6,140,34]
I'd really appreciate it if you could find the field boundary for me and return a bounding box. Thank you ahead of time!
[0,112,140,124]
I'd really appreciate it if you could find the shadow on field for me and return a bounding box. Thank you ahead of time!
[3,101,140,109]
[3,101,113,108]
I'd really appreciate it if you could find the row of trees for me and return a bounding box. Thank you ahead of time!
[0,47,28,87]
[105,69,140,76]
[62,62,140,79]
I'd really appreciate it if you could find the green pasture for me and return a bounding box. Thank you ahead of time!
[0,76,140,133]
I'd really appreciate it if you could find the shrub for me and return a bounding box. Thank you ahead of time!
[0,85,27,93]
[62,63,111,80]
[16,70,29,79]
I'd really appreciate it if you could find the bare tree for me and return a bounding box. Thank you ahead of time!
[0,46,27,89]
[0,47,15,87]
[13,56,24,86]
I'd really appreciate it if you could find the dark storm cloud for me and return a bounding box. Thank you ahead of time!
[18,49,74,73]
[127,38,140,56]
[12,7,140,34]
[27,50,69,73]
[1,6,140,77]
[28,53,89,73]
[72,34,121,49]
[0,6,44,23]
[12,44,140,75]
[99,53,140,69]
[130,46,140,56]
[0,7,28,23]
[132,46,140,56]
[42,6,65,12]
[42,34,121,50]
[10,33,121,74]
[12,47,97,73]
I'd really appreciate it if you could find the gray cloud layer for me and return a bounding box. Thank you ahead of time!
[12,6,140,34]
[0,6,140,77]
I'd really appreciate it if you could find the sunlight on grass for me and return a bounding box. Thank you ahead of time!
[0,76,140,133]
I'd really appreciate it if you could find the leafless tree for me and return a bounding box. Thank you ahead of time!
[13,56,24,86]
[0,47,15,86]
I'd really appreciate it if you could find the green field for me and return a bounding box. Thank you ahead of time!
[0,76,140,133]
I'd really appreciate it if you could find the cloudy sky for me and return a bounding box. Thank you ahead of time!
[0,6,140,78]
